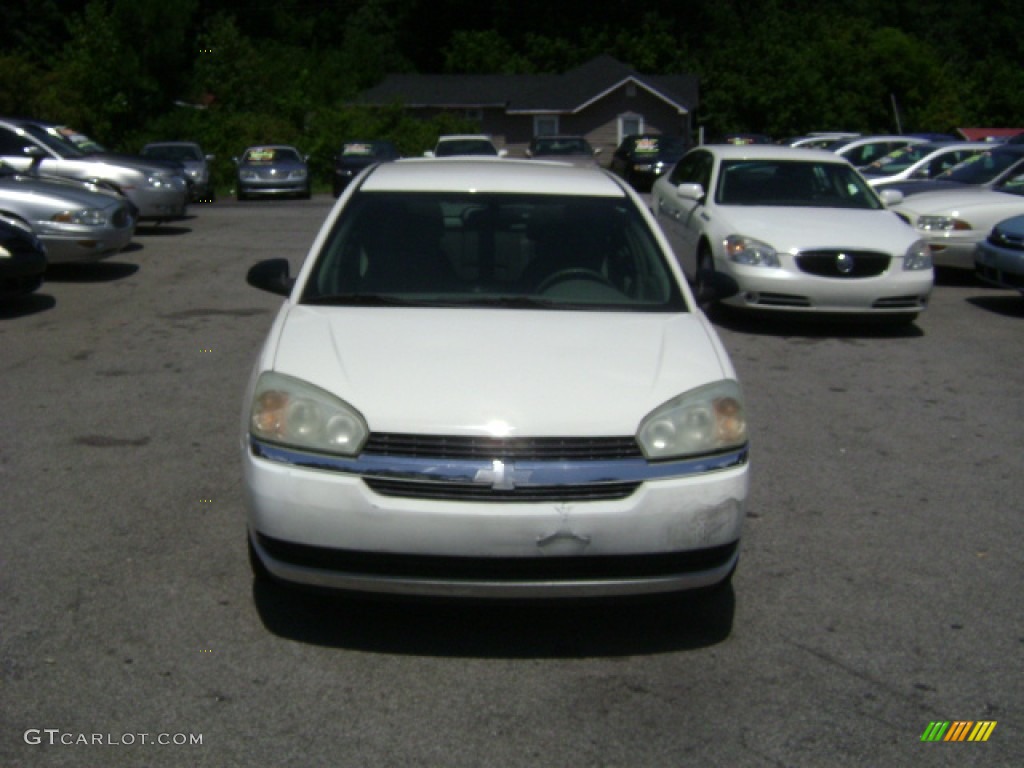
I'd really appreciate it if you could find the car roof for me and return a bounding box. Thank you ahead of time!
[144,141,200,147]
[689,144,845,163]
[436,134,494,142]
[359,158,628,196]
[831,135,926,149]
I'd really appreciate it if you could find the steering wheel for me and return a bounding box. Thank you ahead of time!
[536,268,615,293]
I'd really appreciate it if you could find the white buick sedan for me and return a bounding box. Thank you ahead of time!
[242,158,749,599]
[651,145,934,323]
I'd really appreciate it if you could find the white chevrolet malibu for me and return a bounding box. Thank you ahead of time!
[242,158,749,599]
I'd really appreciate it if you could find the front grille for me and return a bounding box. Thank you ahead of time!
[364,433,642,461]
[977,264,1024,289]
[257,533,738,582]
[796,250,890,278]
[364,477,640,503]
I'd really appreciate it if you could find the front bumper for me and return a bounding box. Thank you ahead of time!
[975,240,1024,293]
[918,233,982,269]
[34,206,135,264]
[126,181,188,220]
[718,259,933,314]
[243,439,748,597]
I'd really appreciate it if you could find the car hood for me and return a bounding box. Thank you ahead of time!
[893,187,1024,217]
[80,151,180,175]
[266,307,730,436]
[717,206,917,251]
[0,174,125,210]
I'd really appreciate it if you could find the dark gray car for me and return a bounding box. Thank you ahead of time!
[234,145,310,201]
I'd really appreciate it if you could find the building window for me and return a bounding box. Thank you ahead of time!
[618,113,644,143]
[534,116,559,136]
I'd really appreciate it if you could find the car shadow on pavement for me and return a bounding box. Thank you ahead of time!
[967,293,1024,318]
[0,292,56,319]
[251,581,735,657]
[135,222,193,236]
[44,262,140,283]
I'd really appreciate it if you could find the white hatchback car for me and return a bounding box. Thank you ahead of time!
[651,145,934,323]
[242,158,749,598]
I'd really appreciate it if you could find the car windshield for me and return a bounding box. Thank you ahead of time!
[302,192,686,311]
[144,144,203,162]
[20,124,86,158]
[435,140,497,157]
[936,150,1024,184]
[244,147,301,163]
[994,170,1024,196]
[629,136,687,158]
[341,142,395,158]
[532,138,592,155]
[716,159,883,209]
[862,145,935,176]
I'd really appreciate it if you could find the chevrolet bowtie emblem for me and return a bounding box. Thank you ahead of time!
[474,459,532,490]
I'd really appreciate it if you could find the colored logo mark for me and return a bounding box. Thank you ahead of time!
[921,721,997,742]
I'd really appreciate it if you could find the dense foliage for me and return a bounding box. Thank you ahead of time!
[3,0,1022,191]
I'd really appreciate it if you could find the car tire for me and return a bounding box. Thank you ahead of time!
[695,247,718,308]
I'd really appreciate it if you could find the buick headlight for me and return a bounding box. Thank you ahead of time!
[239,170,258,180]
[917,215,971,232]
[724,235,780,267]
[250,371,368,456]
[51,209,106,226]
[637,380,747,460]
[903,239,933,270]
[289,169,308,180]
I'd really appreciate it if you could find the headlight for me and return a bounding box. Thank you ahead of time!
[724,235,780,267]
[637,380,747,460]
[917,215,971,232]
[903,239,933,270]
[634,163,654,172]
[289,169,308,180]
[145,172,173,188]
[249,371,368,456]
[51,209,106,226]
[239,170,258,180]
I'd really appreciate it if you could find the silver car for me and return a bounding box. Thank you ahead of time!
[141,141,215,202]
[0,119,187,222]
[234,145,310,200]
[0,165,135,263]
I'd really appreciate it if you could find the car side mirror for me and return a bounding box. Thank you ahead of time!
[23,145,45,172]
[676,182,705,202]
[498,149,508,157]
[247,258,295,296]
[878,188,904,206]
[593,148,602,156]
[206,154,215,161]
[423,151,435,158]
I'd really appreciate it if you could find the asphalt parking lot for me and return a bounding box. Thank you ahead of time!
[1,195,1021,767]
